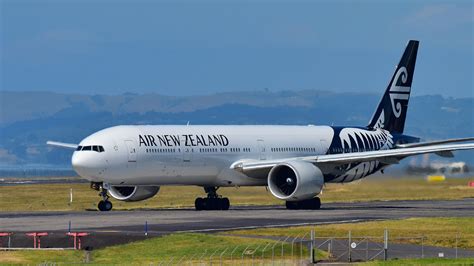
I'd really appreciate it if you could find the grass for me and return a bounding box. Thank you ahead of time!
[225,217,474,249]
[0,176,473,212]
[0,233,327,265]
[0,249,84,264]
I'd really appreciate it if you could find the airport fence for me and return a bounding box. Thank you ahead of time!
[0,229,473,264]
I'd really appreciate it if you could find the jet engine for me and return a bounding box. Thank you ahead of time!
[267,161,324,201]
[108,186,160,202]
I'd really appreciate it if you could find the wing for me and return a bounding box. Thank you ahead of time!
[46,141,78,150]
[232,142,474,176]
[396,137,474,148]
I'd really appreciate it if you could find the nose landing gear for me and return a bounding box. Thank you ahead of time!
[195,186,230,211]
[91,182,113,212]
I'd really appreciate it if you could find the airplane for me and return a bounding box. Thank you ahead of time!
[48,40,474,211]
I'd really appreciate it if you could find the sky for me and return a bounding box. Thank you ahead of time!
[1,0,473,97]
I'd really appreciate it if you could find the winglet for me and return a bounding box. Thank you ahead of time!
[47,141,78,149]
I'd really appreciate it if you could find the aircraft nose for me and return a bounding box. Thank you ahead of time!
[72,152,107,179]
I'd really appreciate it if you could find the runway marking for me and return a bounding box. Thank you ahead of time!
[175,218,385,233]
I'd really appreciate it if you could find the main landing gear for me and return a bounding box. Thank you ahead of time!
[195,187,230,211]
[91,182,113,212]
[285,197,321,210]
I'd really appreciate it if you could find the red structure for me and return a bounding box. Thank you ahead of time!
[0,232,13,248]
[469,181,474,187]
[25,232,48,248]
[67,232,90,250]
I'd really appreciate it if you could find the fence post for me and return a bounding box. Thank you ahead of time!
[300,236,303,263]
[366,236,369,261]
[348,230,352,262]
[328,238,333,258]
[421,235,424,259]
[455,233,459,259]
[384,229,388,261]
[310,229,315,263]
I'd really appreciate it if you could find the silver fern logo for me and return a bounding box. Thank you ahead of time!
[333,128,394,182]
[389,66,410,118]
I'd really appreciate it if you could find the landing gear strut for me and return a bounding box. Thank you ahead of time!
[286,197,321,210]
[195,187,230,211]
[91,182,113,212]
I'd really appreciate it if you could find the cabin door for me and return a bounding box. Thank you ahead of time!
[124,140,137,168]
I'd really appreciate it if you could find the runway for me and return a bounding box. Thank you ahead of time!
[1,198,473,233]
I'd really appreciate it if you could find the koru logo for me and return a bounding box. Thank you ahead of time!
[389,67,410,118]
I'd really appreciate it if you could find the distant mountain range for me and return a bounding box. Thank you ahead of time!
[1,90,473,167]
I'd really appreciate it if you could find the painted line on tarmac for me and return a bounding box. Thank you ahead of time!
[175,218,385,233]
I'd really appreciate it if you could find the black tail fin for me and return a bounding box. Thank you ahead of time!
[367,40,419,133]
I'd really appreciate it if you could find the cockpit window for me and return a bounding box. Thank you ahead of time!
[77,145,105,152]
[82,146,92,151]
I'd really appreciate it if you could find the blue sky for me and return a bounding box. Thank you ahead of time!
[1,1,472,97]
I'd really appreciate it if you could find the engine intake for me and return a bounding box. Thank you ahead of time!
[108,186,160,202]
[268,161,324,201]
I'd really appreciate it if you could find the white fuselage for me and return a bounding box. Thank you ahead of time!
[72,125,335,186]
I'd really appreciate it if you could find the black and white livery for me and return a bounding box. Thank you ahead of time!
[48,40,474,211]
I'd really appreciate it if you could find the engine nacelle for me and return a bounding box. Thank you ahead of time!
[268,161,324,201]
[108,186,160,202]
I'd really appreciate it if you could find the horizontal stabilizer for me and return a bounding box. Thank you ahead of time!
[46,141,78,149]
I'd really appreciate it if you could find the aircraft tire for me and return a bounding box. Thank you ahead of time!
[285,201,299,210]
[286,198,321,210]
[210,198,219,210]
[195,197,204,211]
[195,198,230,210]
[221,198,230,210]
[98,200,113,211]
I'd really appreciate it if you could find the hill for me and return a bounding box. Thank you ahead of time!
[0,90,472,166]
